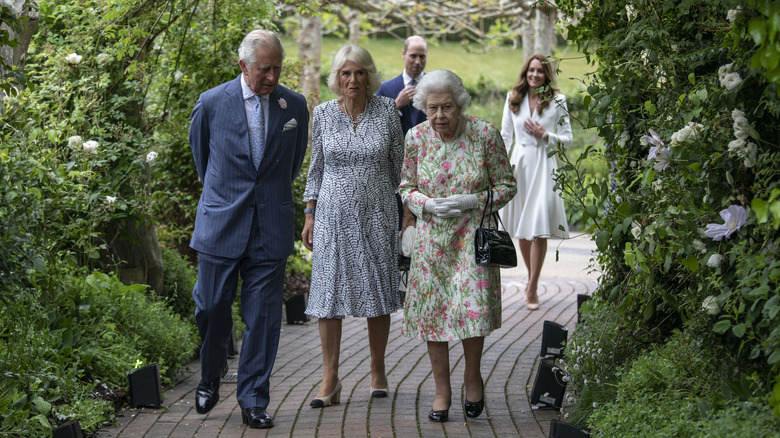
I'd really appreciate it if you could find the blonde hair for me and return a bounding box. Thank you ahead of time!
[327,44,382,97]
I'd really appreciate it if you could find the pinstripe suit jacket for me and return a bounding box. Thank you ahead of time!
[189,75,309,259]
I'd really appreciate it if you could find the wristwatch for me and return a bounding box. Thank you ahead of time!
[303,208,315,215]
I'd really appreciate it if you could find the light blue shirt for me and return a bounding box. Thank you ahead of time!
[240,75,268,139]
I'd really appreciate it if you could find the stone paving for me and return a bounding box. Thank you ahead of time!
[95,235,597,438]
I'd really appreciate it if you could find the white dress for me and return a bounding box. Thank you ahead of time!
[498,92,572,240]
[302,96,404,319]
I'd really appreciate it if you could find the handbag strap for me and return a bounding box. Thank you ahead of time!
[478,186,508,232]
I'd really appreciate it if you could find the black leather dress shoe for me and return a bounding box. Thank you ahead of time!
[195,379,220,414]
[195,363,229,414]
[242,407,274,429]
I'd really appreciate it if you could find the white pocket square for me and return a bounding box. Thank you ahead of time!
[282,118,298,131]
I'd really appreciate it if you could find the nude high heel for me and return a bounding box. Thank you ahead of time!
[310,380,342,408]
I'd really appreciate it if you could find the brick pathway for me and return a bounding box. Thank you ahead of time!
[96,235,597,437]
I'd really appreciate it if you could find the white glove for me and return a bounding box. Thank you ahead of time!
[424,198,460,218]
[445,194,479,211]
[423,194,479,218]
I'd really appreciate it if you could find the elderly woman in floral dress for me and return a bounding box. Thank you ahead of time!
[398,69,516,422]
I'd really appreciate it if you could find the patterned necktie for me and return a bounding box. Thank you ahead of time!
[249,95,265,169]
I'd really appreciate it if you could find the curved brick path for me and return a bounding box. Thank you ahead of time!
[96,235,597,438]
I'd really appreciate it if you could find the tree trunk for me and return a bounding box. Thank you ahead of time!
[347,9,360,46]
[534,5,557,57]
[521,17,534,62]
[111,218,164,293]
[0,8,40,88]
[298,15,322,115]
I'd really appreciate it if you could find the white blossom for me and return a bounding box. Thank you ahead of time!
[96,53,111,65]
[105,196,117,205]
[707,253,725,268]
[625,4,637,21]
[82,140,99,154]
[1,0,25,15]
[727,7,741,23]
[692,239,707,254]
[670,122,703,146]
[631,223,642,239]
[593,402,599,408]
[146,151,159,164]
[721,72,742,90]
[718,63,734,79]
[702,295,721,315]
[618,130,630,147]
[615,195,623,204]
[65,53,83,65]
[174,70,184,81]
[743,142,757,168]
[67,135,83,150]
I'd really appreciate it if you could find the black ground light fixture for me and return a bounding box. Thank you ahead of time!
[540,320,568,359]
[577,293,591,323]
[128,363,163,408]
[530,357,567,409]
[53,420,84,438]
[549,419,590,438]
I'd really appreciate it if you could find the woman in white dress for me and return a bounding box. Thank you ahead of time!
[499,53,573,310]
[302,45,406,407]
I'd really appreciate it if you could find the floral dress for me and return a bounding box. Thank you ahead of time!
[399,116,517,341]
[303,96,404,319]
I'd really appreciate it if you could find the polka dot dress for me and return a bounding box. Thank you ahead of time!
[303,96,404,318]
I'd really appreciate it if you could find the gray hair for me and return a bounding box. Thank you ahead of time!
[238,30,285,68]
[412,69,471,112]
[327,44,382,97]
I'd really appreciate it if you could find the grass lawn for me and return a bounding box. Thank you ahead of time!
[282,35,606,231]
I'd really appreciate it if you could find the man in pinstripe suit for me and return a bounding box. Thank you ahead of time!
[188,29,309,429]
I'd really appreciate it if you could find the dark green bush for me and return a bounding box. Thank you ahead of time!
[161,246,198,322]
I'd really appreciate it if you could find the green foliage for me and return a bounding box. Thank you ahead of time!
[0,287,113,435]
[160,246,197,322]
[555,0,780,430]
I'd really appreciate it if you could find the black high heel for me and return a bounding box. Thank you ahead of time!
[464,378,485,418]
[428,400,451,422]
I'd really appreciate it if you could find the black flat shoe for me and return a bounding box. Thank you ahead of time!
[428,408,449,422]
[464,378,485,418]
[428,399,451,422]
[195,362,229,414]
[241,406,274,429]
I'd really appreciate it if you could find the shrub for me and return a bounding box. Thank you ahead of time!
[161,246,198,322]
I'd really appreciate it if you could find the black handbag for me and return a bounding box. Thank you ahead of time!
[474,189,518,268]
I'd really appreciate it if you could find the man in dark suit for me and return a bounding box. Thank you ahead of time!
[376,35,428,136]
[377,36,428,237]
[188,29,309,429]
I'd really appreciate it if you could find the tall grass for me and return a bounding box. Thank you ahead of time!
[282,36,605,231]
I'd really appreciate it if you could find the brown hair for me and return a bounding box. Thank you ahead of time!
[508,53,559,115]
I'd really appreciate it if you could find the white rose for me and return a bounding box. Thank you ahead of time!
[65,53,83,65]
[67,135,83,149]
[96,53,111,65]
[701,296,720,315]
[146,151,159,163]
[728,138,745,153]
[718,63,734,80]
[707,253,724,268]
[727,7,741,23]
[743,142,757,168]
[721,72,742,90]
[618,130,630,147]
[82,140,99,154]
